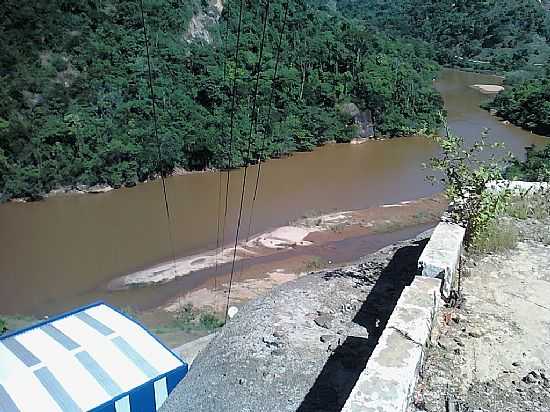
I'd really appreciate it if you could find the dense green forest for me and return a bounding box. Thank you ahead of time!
[483,68,550,137]
[336,0,550,73]
[0,0,443,200]
[506,144,550,182]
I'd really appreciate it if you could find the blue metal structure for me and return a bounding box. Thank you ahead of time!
[0,302,188,411]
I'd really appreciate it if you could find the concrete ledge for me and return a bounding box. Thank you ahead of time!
[486,180,549,195]
[418,222,465,299]
[173,333,216,367]
[342,276,442,412]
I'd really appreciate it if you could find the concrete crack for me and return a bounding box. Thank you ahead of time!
[389,326,422,347]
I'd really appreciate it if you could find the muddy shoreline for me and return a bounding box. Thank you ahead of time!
[128,194,445,345]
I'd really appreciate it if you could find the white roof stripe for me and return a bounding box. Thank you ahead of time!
[1,361,62,412]
[154,378,168,410]
[87,306,181,373]
[0,303,185,412]
[53,315,148,391]
[16,328,111,410]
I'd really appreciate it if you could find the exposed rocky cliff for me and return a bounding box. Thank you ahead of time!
[185,0,224,43]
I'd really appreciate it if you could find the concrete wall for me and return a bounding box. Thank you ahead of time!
[418,222,465,299]
[343,198,470,411]
[341,180,550,411]
[342,277,442,412]
[486,180,549,194]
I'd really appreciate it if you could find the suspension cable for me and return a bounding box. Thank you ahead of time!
[225,0,272,322]
[215,1,233,275]
[214,0,246,321]
[245,0,290,241]
[139,0,177,274]
[219,0,245,261]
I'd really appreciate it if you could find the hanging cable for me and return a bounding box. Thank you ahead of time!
[245,0,290,242]
[225,0,272,322]
[215,1,233,275]
[219,0,246,277]
[139,0,177,274]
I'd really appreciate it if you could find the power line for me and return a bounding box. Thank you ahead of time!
[139,0,177,275]
[215,1,233,276]
[245,0,290,242]
[225,0,273,322]
[218,0,244,321]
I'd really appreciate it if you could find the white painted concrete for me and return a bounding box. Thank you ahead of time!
[486,180,549,194]
[418,222,465,299]
[342,277,442,412]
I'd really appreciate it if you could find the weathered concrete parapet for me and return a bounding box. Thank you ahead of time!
[418,222,465,299]
[486,180,549,194]
[342,276,442,412]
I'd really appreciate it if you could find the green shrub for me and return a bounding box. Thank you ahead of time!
[505,144,550,182]
[199,312,224,330]
[427,131,508,245]
[0,318,7,334]
[172,304,224,331]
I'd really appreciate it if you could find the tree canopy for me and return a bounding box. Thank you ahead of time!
[0,0,444,200]
[484,73,550,133]
[335,0,550,72]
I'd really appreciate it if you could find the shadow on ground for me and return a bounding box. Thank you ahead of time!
[296,239,428,412]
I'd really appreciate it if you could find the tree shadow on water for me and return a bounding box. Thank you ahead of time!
[296,239,429,412]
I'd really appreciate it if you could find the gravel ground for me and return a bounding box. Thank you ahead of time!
[414,215,550,412]
[161,232,432,412]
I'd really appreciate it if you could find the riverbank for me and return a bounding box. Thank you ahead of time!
[111,194,446,289]
[122,194,446,346]
[5,135,433,204]
[2,69,547,321]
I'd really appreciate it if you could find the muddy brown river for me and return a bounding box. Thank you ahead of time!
[0,69,547,316]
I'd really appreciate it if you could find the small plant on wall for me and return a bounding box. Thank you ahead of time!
[426,128,511,245]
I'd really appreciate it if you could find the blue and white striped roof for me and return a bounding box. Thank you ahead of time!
[0,302,187,412]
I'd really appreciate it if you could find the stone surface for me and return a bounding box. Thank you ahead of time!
[161,233,432,412]
[314,313,334,329]
[418,222,465,299]
[342,276,442,412]
[174,333,216,366]
[414,230,550,411]
[342,329,423,412]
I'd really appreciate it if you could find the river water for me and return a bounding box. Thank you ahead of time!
[0,69,547,315]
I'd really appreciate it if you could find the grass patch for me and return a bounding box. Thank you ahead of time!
[503,192,550,220]
[470,219,519,254]
[0,314,37,335]
[304,256,327,271]
[155,304,224,334]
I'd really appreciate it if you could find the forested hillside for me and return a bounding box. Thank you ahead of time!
[483,68,550,136]
[0,0,443,200]
[337,0,550,72]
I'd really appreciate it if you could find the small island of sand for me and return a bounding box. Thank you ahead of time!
[471,84,505,94]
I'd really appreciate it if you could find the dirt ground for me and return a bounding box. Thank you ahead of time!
[414,215,550,411]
